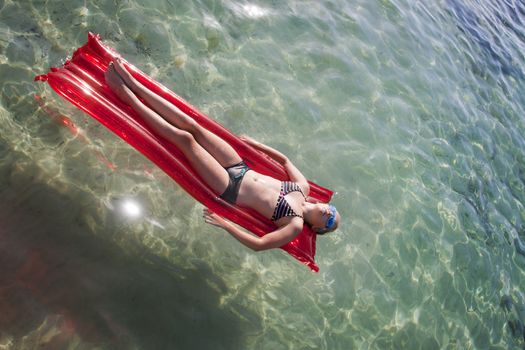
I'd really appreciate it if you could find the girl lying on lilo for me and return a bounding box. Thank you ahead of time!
[105,58,340,251]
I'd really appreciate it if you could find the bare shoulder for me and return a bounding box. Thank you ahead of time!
[281,217,304,235]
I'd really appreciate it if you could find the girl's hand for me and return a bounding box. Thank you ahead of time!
[203,208,228,229]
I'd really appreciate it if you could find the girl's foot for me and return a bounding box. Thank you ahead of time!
[105,63,136,105]
[112,58,137,91]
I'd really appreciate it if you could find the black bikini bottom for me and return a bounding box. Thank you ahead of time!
[220,160,251,204]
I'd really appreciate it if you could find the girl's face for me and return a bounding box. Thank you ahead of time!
[310,203,339,234]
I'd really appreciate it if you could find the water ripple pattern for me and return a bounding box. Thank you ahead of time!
[1,0,525,348]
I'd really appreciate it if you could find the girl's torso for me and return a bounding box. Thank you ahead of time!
[236,171,305,225]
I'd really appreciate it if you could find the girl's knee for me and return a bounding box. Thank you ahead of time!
[168,129,195,146]
[181,116,199,133]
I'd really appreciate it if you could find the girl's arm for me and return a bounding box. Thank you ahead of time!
[241,135,287,164]
[240,135,310,195]
[203,208,302,251]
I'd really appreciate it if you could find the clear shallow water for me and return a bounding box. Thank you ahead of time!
[1,0,525,348]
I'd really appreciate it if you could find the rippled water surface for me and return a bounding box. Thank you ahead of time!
[2,0,525,349]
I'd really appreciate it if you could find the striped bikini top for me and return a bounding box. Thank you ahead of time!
[271,181,306,222]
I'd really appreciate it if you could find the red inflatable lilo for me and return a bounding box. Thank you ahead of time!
[36,33,333,271]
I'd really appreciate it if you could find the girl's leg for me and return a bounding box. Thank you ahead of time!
[105,65,230,195]
[112,58,242,167]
